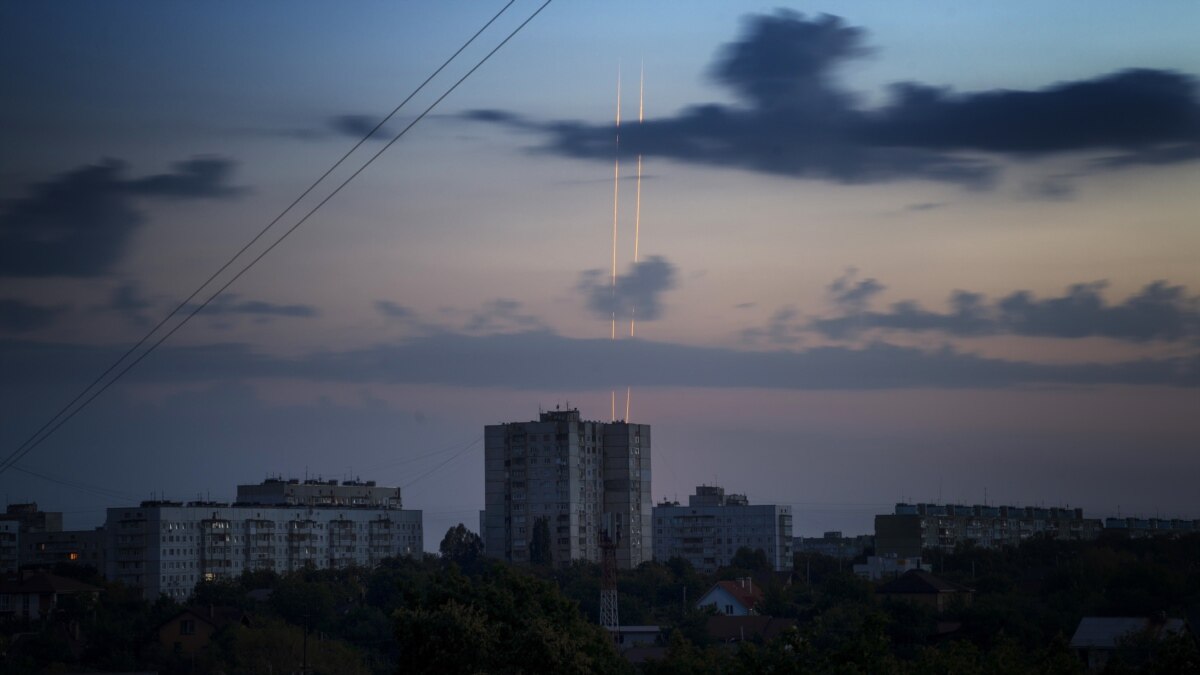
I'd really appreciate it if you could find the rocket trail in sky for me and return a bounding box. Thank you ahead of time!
[610,64,621,421]
[630,64,644,338]
[611,64,621,342]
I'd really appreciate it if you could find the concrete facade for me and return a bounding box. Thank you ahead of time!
[795,531,874,560]
[876,503,1103,556]
[653,486,793,574]
[235,478,402,508]
[0,521,17,575]
[105,480,422,600]
[483,408,652,568]
[22,528,106,570]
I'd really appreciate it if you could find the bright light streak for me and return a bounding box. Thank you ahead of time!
[630,64,644,338]
[611,64,621,341]
[624,386,631,422]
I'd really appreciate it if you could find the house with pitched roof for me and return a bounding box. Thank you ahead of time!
[157,605,251,655]
[696,578,763,616]
[1069,615,1188,672]
[0,571,101,620]
[875,569,973,613]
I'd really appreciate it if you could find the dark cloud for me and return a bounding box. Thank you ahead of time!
[863,69,1200,153]
[124,157,243,199]
[0,158,242,278]
[463,299,544,333]
[740,306,805,346]
[578,255,677,322]
[469,12,1200,184]
[110,281,153,327]
[329,114,393,140]
[1023,175,1076,201]
[3,333,1196,392]
[828,268,885,313]
[184,294,318,320]
[1094,142,1200,168]
[905,202,946,211]
[806,277,1200,343]
[0,299,65,333]
[374,300,416,320]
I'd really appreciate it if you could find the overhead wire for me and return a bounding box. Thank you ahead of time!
[401,437,483,490]
[0,0,553,476]
[0,2,518,479]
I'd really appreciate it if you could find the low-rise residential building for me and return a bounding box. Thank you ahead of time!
[853,554,928,581]
[105,478,422,601]
[876,503,1102,556]
[697,578,763,616]
[653,486,793,574]
[158,605,251,655]
[1070,616,1188,672]
[876,569,974,613]
[0,571,101,620]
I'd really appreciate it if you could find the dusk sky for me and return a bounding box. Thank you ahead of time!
[2,1,1198,550]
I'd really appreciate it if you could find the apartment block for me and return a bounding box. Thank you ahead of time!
[1,502,65,573]
[1103,517,1200,537]
[653,486,793,574]
[795,531,874,560]
[105,478,422,601]
[876,503,1102,557]
[483,408,651,569]
[0,521,17,575]
[23,528,106,570]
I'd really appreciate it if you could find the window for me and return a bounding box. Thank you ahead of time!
[725,604,734,615]
[180,619,196,635]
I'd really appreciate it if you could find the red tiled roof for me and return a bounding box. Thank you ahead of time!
[710,579,764,610]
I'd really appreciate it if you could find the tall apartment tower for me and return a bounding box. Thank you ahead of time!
[483,408,651,569]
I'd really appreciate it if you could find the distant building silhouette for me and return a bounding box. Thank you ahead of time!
[653,486,793,573]
[876,502,1102,556]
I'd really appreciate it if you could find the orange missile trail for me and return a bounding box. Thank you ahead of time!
[630,64,644,338]
[624,386,631,422]
[611,65,621,342]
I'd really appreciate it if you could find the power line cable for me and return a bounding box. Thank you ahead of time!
[0,1,516,476]
[9,466,141,503]
[402,437,482,490]
[0,0,552,475]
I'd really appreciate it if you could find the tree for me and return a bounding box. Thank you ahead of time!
[530,517,553,566]
[439,523,483,566]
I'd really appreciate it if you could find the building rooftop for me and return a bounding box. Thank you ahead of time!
[0,571,102,595]
[706,578,764,610]
[877,570,974,595]
[1069,616,1187,650]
